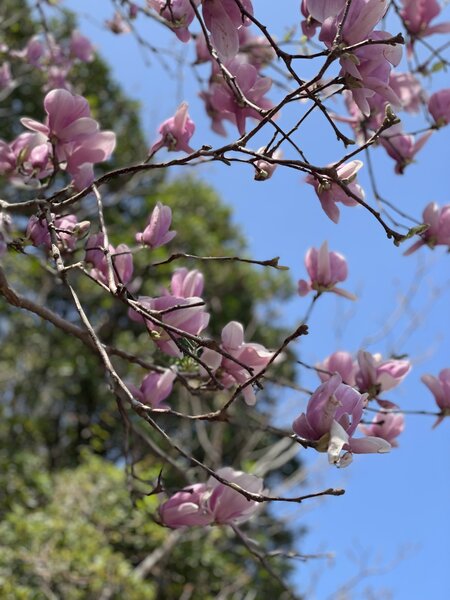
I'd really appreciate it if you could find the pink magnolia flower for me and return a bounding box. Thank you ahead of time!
[254,147,282,181]
[159,467,263,528]
[23,36,45,67]
[389,72,424,114]
[201,321,274,405]
[21,89,116,190]
[317,0,389,47]
[300,0,321,40]
[305,160,363,223]
[421,368,450,428]
[167,268,204,298]
[428,89,450,127]
[129,368,176,408]
[69,31,94,62]
[355,350,411,397]
[150,102,195,155]
[380,123,432,174]
[202,0,253,59]
[298,241,356,300]
[400,0,450,39]
[360,409,405,447]
[316,351,357,386]
[27,213,87,252]
[206,467,263,524]
[404,202,450,255]
[129,294,210,357]
[340,32,402,116]
[148,0,199,42]
[136,202,177,248]
[105,11,131,34]
[208,57,273,136]
[85,233,134,286]
[0,132,52,185]
[292,374,391,467]
[159,483,213,528]
[238,28,276,69]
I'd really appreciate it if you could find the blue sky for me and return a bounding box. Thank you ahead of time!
[61,2,450,598]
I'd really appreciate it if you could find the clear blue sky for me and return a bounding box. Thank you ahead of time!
[63,2,450,598]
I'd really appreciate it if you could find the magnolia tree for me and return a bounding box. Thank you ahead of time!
[1,0,450,597]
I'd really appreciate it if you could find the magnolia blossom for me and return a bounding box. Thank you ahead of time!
[428,89,450,127]
[21,89,116,189]
[27,213,89,252]
[400,0,450,39]
[404,202,450,255]
[300,0,321,39]
[159,483,213,528]
[355,350,411,397]
[292,374,391,467]
[389,72,424,114]
[0,131,52,185]
[340,34,402,116]
[128,294,210,357]
[380,123,432,174]
[305,161,363,223]
[316,351,357,386]
[208,57,273,136]
[129,369,176,409]
[166,268,204,298]
[148,0,199,42]
[23,36,45,67]
[69,31,94,62]
[159,467,263,528]
[150,102,195,155]
[421,368,450,428]
[360,410,405,447]
[238,28,276,69]
[105,11,131,34]
[298,241,355,300]
[136,202,176,248]
[254,147,282,181]
[202,0,253,59]
[316,0,389,47]
[200,321,273,405]
[85,233,134,286]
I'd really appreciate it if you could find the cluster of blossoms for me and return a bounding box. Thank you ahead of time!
[292,349,412,466]
[5,0,450,541]
[302,1,450,175]
[159,467,263,528]
[1,29,94,92]
[128,272,210,357]
[0,89,115,190]
[147,0,273,144]
[321,1,450,174]
[27,213,90,252]
[317,349,411,401]
[301,0,402,115]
